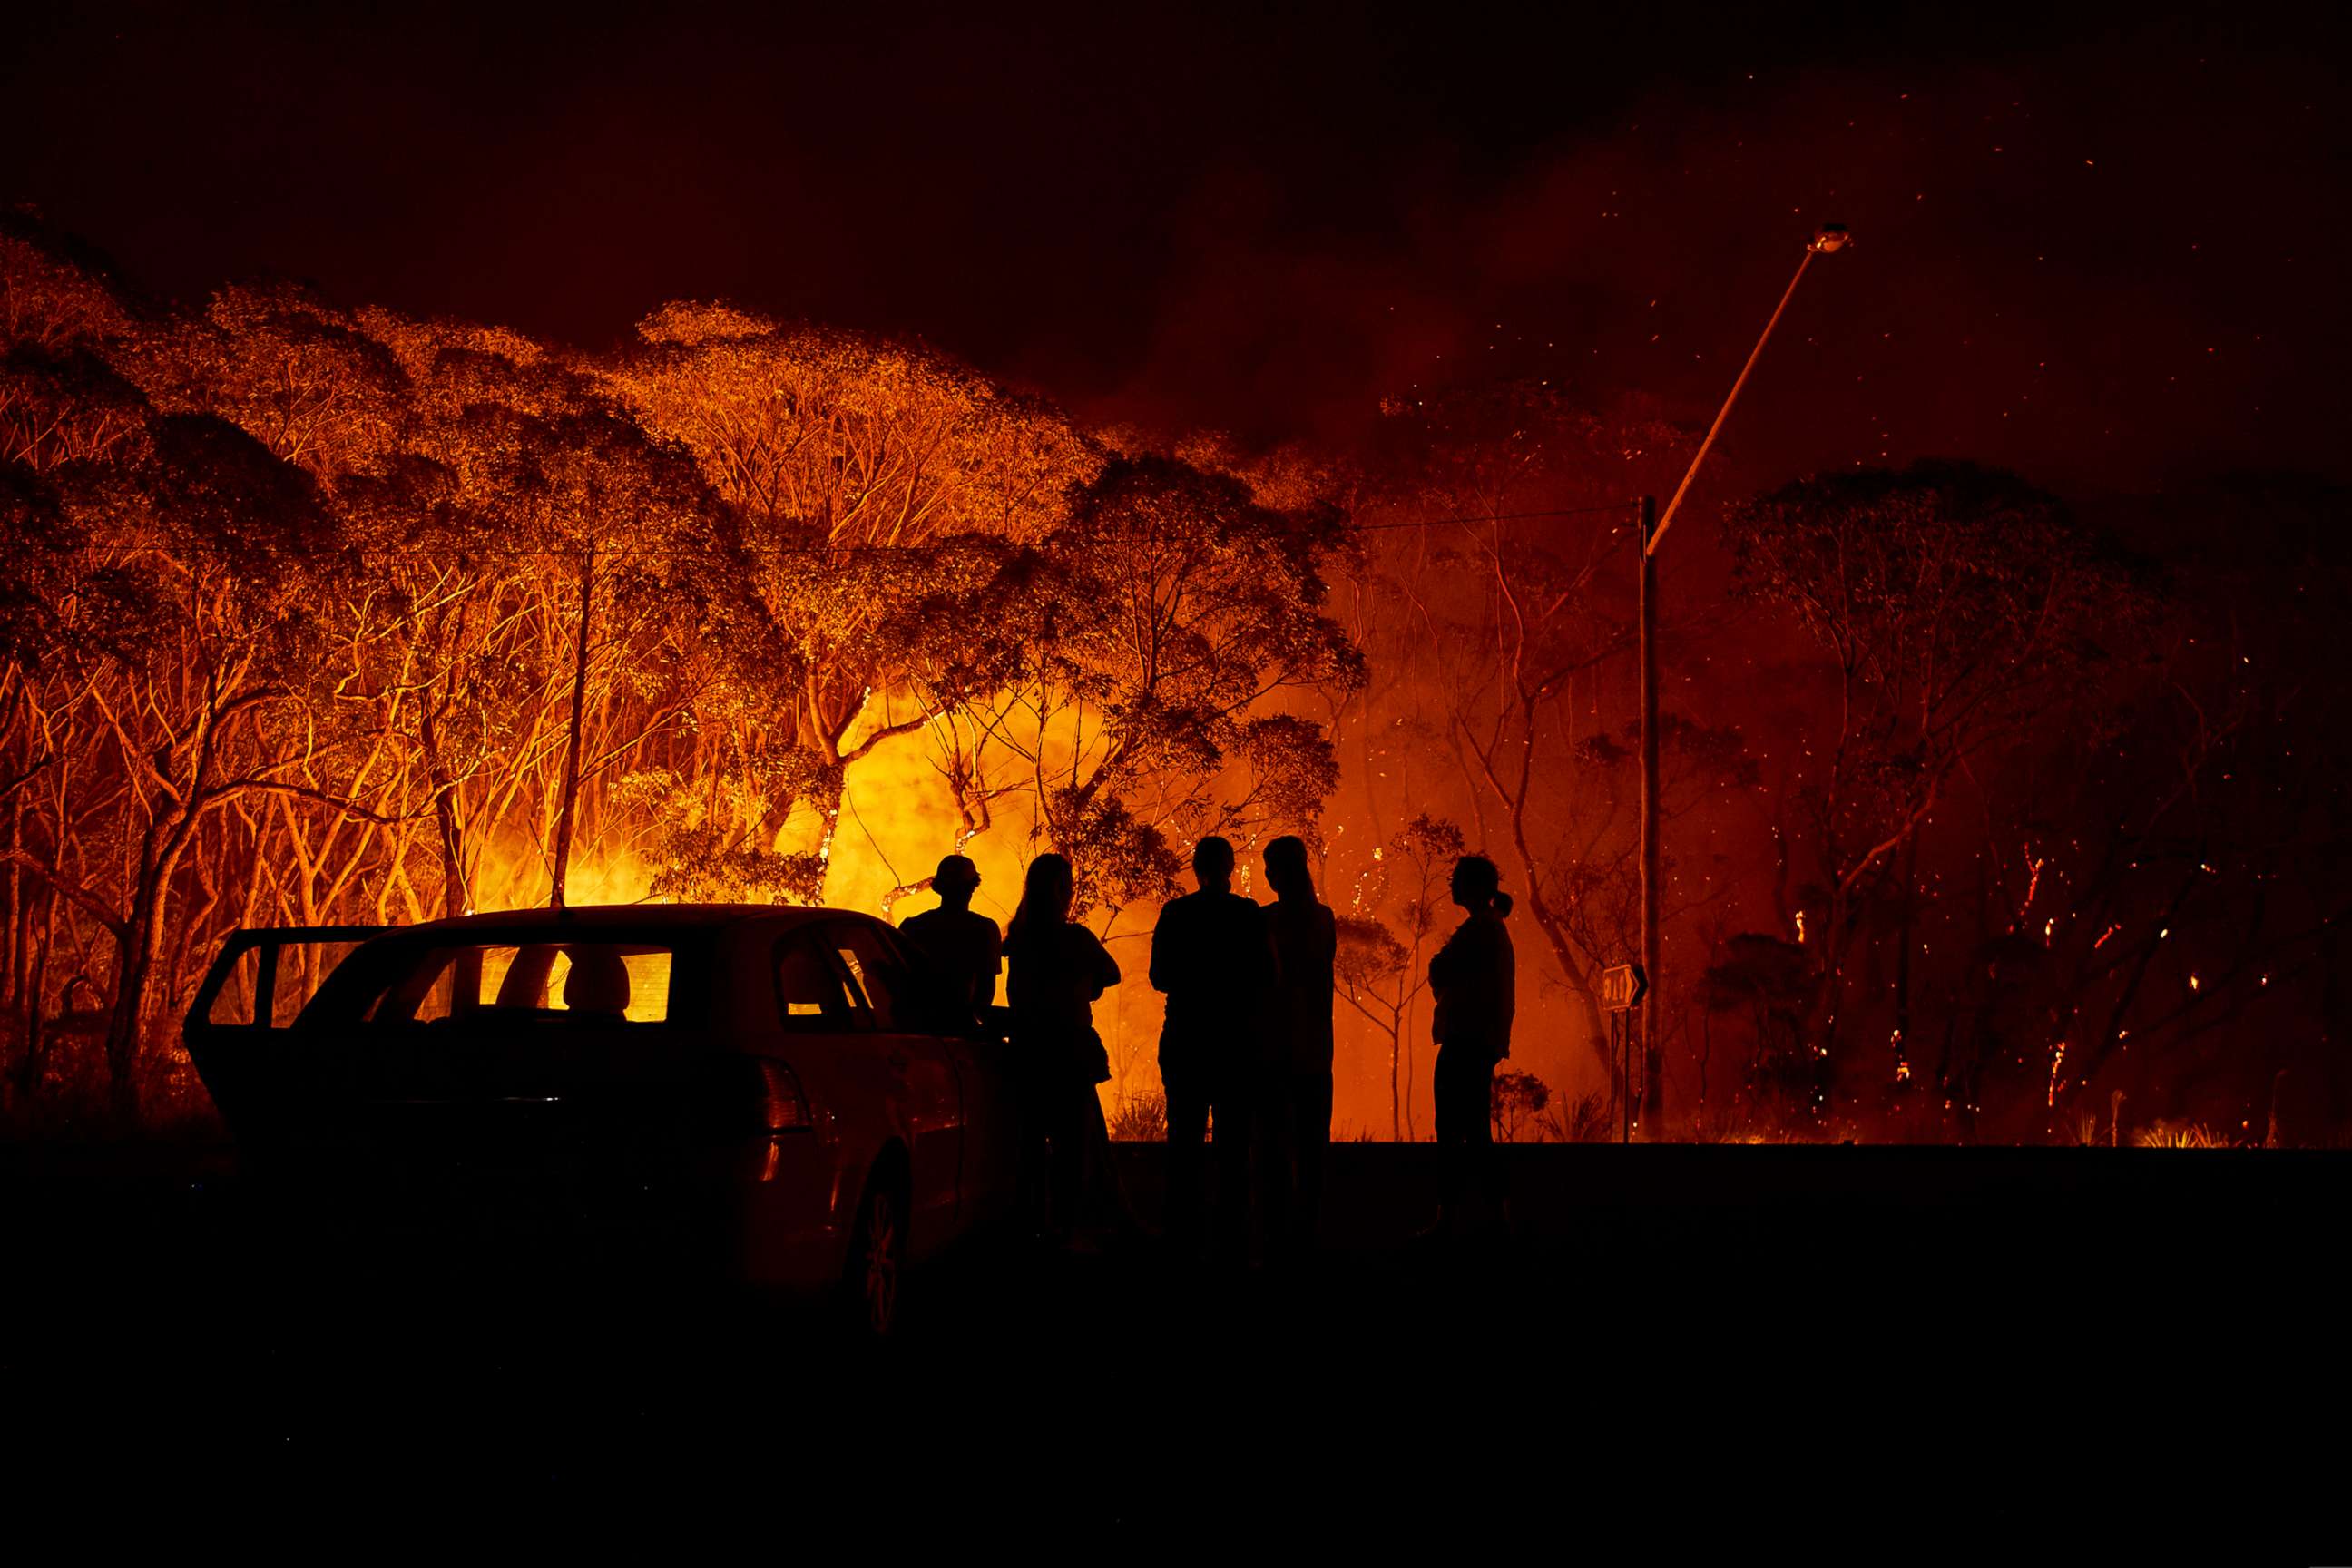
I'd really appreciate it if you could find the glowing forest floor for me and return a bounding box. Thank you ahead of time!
[6,1138,2345,1547]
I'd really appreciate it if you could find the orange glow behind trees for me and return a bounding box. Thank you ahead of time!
[0,227,1364,1122]
[3,213,2344,1147]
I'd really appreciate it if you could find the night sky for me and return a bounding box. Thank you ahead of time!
[5,1,2344,495]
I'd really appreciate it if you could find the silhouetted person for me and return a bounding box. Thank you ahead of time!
[1004,853,1122,1246]
[897,854,1002,1014]
[1150,835,1276,1262]
[562,946,632,1021]
[1427,854,1514,1235]
[1259,835,1336,1259]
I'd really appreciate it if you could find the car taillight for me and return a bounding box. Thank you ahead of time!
[757,1060,809,1133]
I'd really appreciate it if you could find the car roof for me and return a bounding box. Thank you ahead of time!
[395,903,874,938]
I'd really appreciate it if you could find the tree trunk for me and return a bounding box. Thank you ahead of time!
[104,824,170,1124]
[1893,831,1919,1097]
[1515,872,1617,1115]
[419,684,470,920]
[1812,886,1851,1126]
[549,549,596,909]
[15,892,54,1105]
[1389,1020,1401,1142]
[4,789,20,1012]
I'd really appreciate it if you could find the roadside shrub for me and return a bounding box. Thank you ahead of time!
[1107,1089,1168,1142]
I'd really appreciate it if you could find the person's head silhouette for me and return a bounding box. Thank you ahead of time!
[1192,835,1235,891]
[1263,835,1315,902]
[563,946,632,1019]
[1006,852,1074,948]
[932,853,981,910]
[1450,854,1513,918]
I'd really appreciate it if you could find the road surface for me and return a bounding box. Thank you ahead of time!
[5,1134,2341,1547]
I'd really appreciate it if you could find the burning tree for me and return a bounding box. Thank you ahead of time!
[1721,460,2148,1128]
[973,455,1363,905]
[6,205,2343,1147]
[0,224,1369,1123]
[1696,933,1817,1132]
[1333,811,1464,1140]
[1979,475,2352,1142]
[4,401,385,1117]
[600,302,1101,872]
[1340,383,1748,1131]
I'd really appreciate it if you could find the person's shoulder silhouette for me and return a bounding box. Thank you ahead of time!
[900,902,998,953]
[1037,912,1119,990]
[1150,836,1273,1023]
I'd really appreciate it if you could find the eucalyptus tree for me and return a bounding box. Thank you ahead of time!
[37,409,385,1119]
[1721,460,2146,1120]
[1359,383,1716,1113]
[1333,812,1465,1140]
[965,454,1365,916]
[597,303,1100,892]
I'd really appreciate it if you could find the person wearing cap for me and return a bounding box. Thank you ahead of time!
[897,853,1003,1014]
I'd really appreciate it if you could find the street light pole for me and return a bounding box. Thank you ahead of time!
[1635,223,1847,1139]
[1636,493,1660,1139]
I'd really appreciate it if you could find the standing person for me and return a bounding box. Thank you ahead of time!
[1260,836,1337,1259]
[1003,853,1121,1246]
[897,853,1002,1014]
[1426,854,1515,1236]
[1150,835,1276,1263]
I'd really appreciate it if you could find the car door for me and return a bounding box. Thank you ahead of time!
[874,924,1023,1230]
[823,919,964,1235]
[184,926,384,1136]
[348,935,703,1167]
[769,926,898,1220]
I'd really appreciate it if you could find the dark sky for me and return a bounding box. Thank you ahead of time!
[5,1,2346,494]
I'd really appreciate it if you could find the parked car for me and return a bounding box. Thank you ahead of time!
[183,904,1023,1333]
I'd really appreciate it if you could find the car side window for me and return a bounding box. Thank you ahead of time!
[830,921,923,1034]
[774,932,865,1033]
[204,944,267,1026]
[270,941,366,1025]
[366,942,676,1024]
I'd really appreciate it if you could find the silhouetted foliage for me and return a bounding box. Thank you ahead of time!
[1722,461,2152,1125]
[0,233,1364,1123]
[1490,1067,1551,1142]
[2,214,2344,1145]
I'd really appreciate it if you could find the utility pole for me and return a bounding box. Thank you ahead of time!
[1633,223,1848,1139]
[1637,494,1661,1138]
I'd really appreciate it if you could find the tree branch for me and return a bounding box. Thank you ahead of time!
[0,848,129,940]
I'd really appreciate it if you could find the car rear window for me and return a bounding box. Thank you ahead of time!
[366,941,675,1024]
[203,937,372,1027]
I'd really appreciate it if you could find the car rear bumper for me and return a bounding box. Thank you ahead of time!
[238,1118,853,1296]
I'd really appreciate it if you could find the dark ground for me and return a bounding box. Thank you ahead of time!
[5,1132,2346,1553]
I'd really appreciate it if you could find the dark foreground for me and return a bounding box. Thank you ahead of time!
[6,1135,2347,1552]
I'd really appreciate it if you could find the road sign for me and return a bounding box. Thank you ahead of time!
[1601,963,1648,1012]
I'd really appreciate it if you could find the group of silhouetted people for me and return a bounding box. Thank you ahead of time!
[896,838,1516,1263]
[1148,834,1333,1261]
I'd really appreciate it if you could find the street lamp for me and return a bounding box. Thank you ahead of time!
[1633,222,1847,1137]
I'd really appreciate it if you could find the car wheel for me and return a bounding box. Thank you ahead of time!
[844,1173,906,1337]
